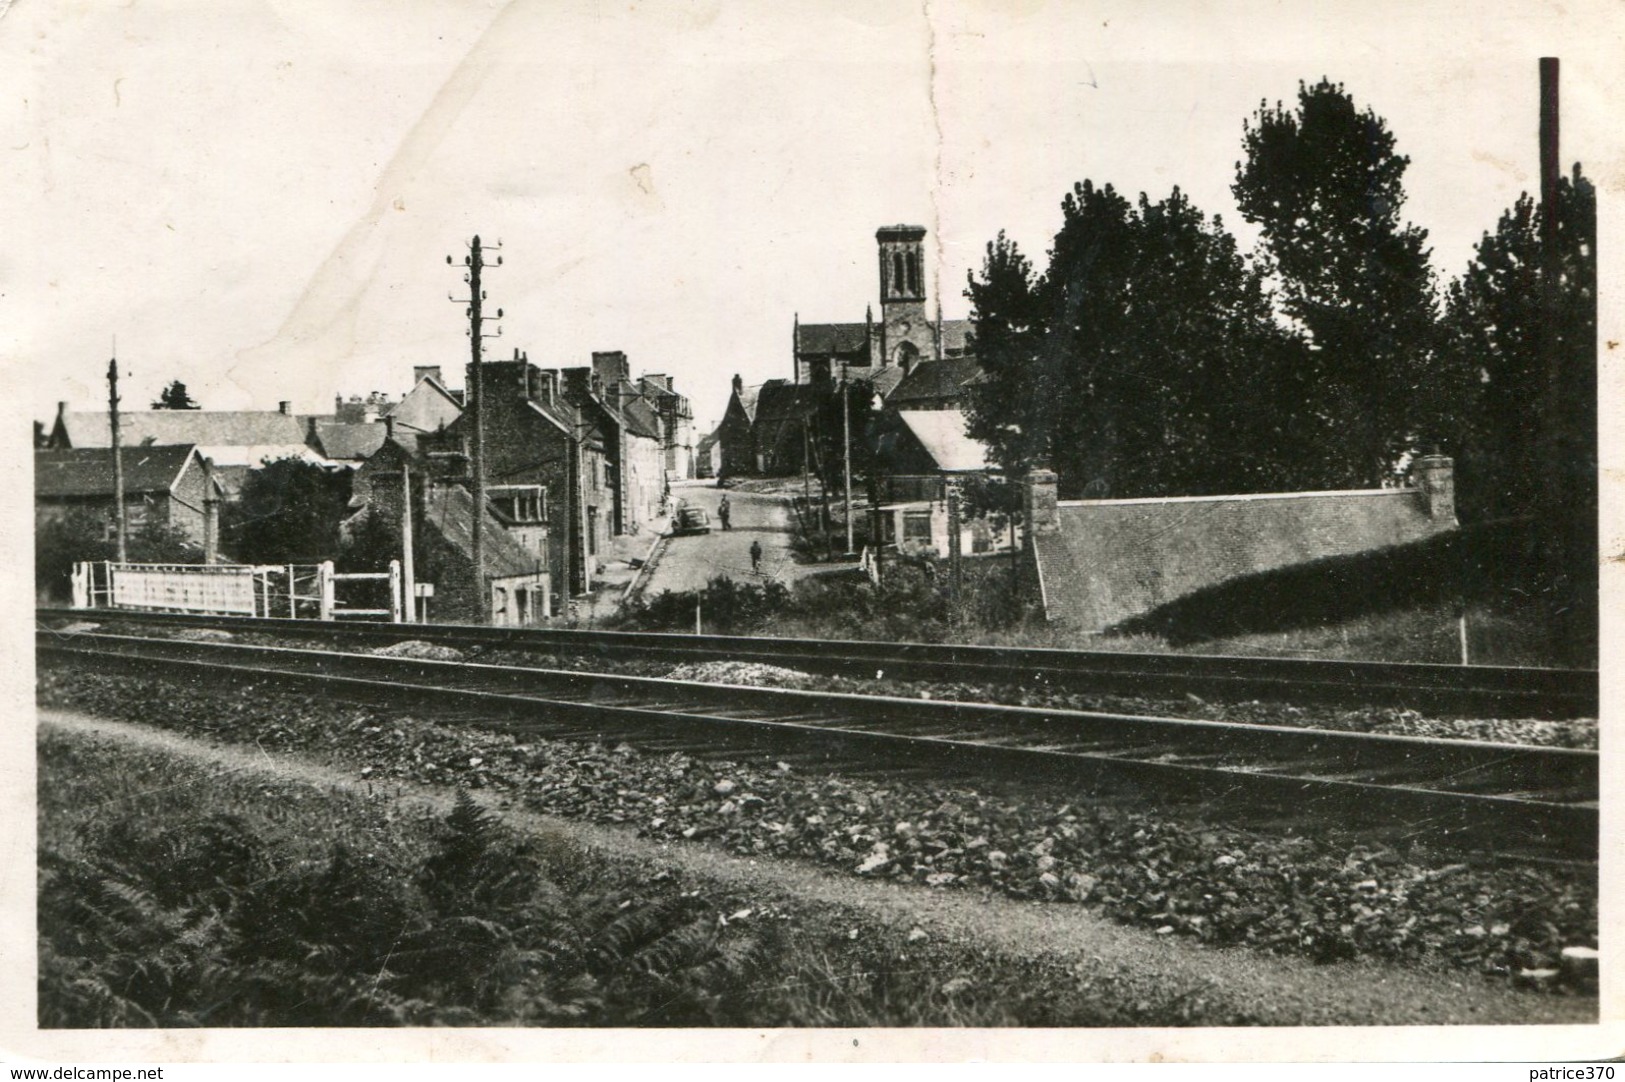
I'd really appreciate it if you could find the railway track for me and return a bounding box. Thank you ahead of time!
[36,607,1599,719]
[38,629,1598,857]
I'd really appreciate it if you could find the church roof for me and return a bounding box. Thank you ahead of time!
[796,322,869,356]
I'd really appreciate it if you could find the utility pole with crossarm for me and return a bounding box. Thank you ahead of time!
[447,236,503,623]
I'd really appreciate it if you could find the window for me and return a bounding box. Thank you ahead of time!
[907,252,920,295]
[892,252,905,296]
[903,511,933,543]
[488,485,546,524]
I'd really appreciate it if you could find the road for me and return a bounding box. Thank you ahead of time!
[640,483,824,595]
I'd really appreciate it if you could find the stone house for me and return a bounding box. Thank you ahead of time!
[636,373,697,481]
[718,375,761,478]
[422,354,611,601]
[35,443,223,549]
[44,402,328,499]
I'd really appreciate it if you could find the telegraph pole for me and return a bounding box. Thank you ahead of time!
[841,362,855,557]
[107,352,128,563]
[448,236,503,622]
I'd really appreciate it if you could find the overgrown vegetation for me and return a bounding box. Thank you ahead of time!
[221,456,352,565]
[39,675,1599,1014]
[617,558,1033,643]
[40,728,1304,1028]
[34,509,201,602]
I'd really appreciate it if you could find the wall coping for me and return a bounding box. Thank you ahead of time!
[1056,486,1419,510]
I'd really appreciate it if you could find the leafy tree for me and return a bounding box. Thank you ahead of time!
[962,232,1045,478]
[1442,166,1596,523]
[1233,79,1443,485]
[152,380,200,410]
[222,457,351,564]
[966,184,1298,499]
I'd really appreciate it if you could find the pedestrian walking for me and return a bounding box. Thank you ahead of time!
[718,495,731,531]
[749,539,762,573]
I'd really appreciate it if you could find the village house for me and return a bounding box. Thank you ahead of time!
[352,436,549,625]
[871,408,1008,557]
[569,351,666,536]
[635,373,697,481]
[421,352,611,601]
[314,366,465,466]
[45,402,332,499]
[35,443,223,550]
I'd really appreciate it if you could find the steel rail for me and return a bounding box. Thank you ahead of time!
[39,631,1598,855]
[37,607,1599,718]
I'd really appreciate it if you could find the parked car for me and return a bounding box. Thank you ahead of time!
[671,507,711,536]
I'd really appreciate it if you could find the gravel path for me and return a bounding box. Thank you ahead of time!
[36,706,1597,1028]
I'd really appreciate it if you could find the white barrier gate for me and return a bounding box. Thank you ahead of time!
[71,560,402,622]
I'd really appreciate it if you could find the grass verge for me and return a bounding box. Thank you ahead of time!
[40,724,1289,1028]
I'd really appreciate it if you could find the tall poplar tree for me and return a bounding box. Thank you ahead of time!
[1233,79,1441,485]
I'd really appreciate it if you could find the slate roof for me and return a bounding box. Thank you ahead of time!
[53,409,307,450]
[35,444,200,498]
[888,356,983,408]
[849,365,907,400]
[1031,488,1456,633]
[311,421,388,462]
[796,322,869,356]
[732,383,763,424]
[421,484,545,579]
[895,410,990,472]
[753,380,821,428]
[937,319,975,356]
[612,381,664,440]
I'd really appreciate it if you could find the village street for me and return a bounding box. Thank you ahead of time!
[639,481,828,596]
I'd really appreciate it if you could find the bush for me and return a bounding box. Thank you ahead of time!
[35,510,202,601]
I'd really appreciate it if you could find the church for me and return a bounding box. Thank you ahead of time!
[719,223,980,479]
[791,224,974,392]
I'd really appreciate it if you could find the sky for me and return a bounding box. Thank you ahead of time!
[4,0,1622,434]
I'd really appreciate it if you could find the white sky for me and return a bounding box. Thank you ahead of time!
[4,0,1622,434]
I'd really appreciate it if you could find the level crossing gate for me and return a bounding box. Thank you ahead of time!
[71,560,403,622]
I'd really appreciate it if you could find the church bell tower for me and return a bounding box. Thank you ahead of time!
[876,224,930,368]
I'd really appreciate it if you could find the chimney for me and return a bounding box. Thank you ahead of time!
[57,400,67,420]
[279,401,292,415]
[384,415,395,440]
[414,365,443,386]
[538,369,557,407]
[1025,468,1060,536]
[1410,454,1456,524]
[592,350,630,388]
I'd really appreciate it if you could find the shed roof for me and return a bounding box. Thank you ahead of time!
[895,409,990,472]
[422,484,544,579]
